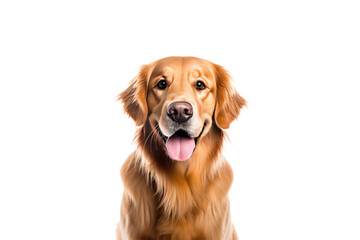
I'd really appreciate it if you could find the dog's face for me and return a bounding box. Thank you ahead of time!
[147,57,216,161]
[120,57,245,161]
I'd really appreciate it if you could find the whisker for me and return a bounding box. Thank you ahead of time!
[142,125,158,150]
[154,125,160,151]
[150,124,161,153]
[149,130,155,154]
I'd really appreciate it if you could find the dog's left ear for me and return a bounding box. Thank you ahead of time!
[118,65,149,126]
[213,64,246,129]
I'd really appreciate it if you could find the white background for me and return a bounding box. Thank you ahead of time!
[1,0,359,239]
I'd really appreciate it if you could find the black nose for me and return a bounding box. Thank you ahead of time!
[167,101,193,123]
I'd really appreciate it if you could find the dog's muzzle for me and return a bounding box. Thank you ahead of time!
[157,123,206,161]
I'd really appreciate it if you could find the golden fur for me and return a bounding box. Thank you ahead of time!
[117,57,246,239]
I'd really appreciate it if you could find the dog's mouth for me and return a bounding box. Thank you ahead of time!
[157,123,206,161]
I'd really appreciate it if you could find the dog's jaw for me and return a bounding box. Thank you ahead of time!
[156,122,206,161]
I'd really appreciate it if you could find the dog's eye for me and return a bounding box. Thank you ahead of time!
[156,80,167,90]
[195,80,206,90]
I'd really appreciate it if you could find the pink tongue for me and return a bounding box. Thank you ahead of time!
[165,135,195,161]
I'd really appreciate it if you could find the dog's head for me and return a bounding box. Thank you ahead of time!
[120,57,246,162]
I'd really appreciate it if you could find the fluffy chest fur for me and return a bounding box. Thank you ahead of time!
[119,149,234,239]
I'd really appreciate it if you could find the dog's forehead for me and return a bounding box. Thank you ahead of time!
[150,57,214,79]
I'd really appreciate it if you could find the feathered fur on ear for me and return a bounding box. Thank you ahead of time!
[118,65,149,126]
[213,64,246,129]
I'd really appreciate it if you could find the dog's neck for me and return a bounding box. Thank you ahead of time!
[135,120,227,218]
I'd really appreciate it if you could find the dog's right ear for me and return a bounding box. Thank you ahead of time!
[213,64,246,129]
[118,65,149,126]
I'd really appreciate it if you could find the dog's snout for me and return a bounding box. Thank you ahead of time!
[167,101,193,123]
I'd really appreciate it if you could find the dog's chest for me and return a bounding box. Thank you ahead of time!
[152,181,220,238]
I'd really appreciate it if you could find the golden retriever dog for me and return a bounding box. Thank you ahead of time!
[117,56,246,240]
